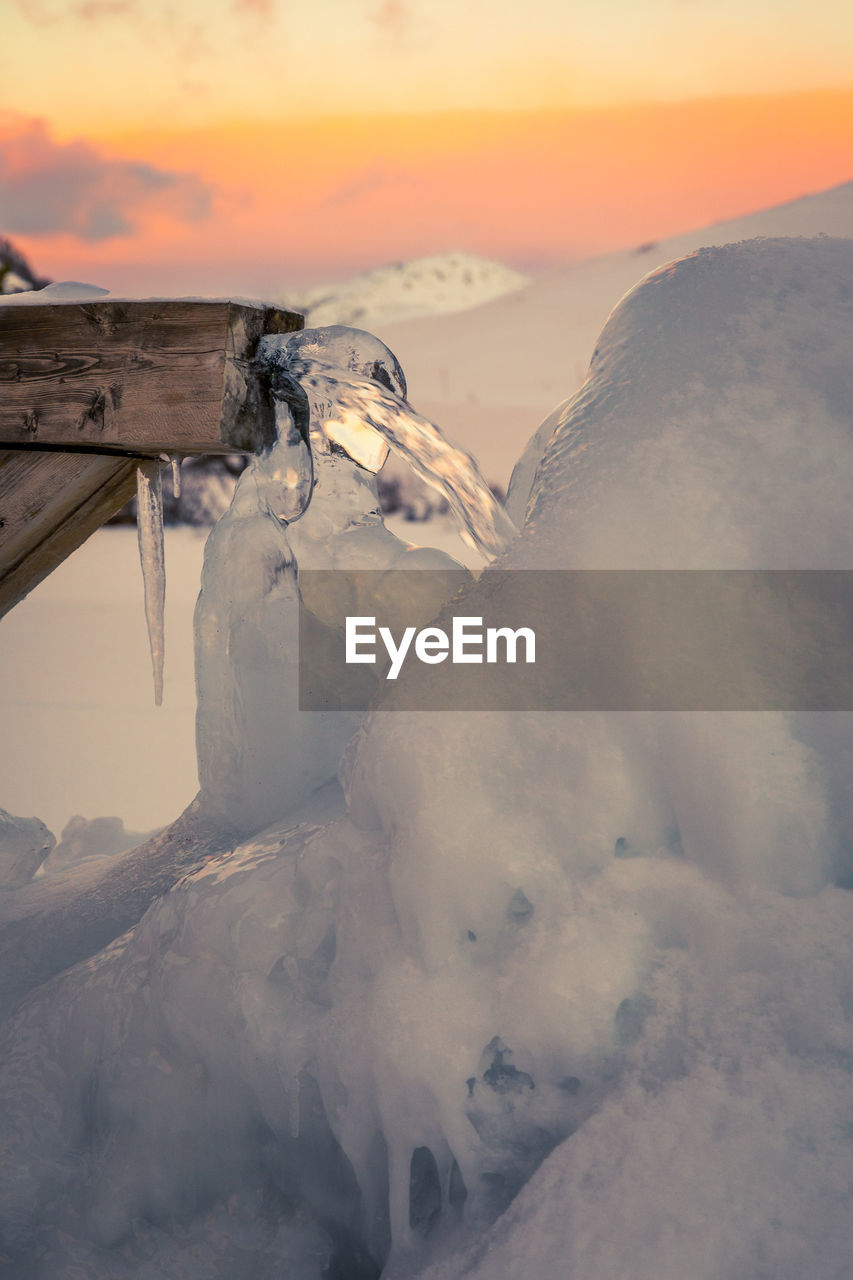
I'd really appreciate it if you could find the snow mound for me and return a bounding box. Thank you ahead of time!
[282,252,529,329]
[0,279,108,305]
[507,235,853,570]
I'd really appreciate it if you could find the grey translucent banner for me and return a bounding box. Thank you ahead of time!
[297,569,853,711]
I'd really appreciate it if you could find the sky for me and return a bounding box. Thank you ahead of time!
[2,0,852,293]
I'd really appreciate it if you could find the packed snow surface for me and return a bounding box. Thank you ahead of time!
[2,237,853,1280]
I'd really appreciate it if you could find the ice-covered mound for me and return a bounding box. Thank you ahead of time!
[39,814,154,876]
[284,252,529,329]
[344,234,853,1269]
[507,235,853,569]
[4,781,853,1276]
[0,821,369,1278]
[0,804,660,1277]
[0,810,54,888]
[3,236,853,1279]
[411,880,853,1280]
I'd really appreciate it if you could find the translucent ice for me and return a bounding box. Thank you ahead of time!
[195,328,466,836]
[287,357,515,559]
[170,455,182,500]
[193,390,316,834]
[261,325,515,560]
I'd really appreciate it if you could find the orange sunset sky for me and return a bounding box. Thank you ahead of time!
[3,0,852,294]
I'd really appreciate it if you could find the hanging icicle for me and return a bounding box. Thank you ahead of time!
[136,462,166,706]
[159,452,182,500]
[160,452,182,500]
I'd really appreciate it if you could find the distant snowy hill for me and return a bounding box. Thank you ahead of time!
[279,250,529,328]
[377,180,853,487]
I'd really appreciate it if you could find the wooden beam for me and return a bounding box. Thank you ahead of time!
[0,447,146,618]
[0,298,302,456]
[0,297,304,614]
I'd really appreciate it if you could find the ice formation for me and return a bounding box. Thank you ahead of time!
[2,240,853,1279]
[195,326,467,836]
[289,361,514,558]
[135,463,166,707]
[166,455,182,500]
[270,326,515,560]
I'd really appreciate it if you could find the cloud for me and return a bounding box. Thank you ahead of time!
[16,0,276,24]
[371,0,412,37]
[319,165,416,210]
[73,0,137,18]
[231,0,276,16]
[0,114,213,241]
[12,0,138,24]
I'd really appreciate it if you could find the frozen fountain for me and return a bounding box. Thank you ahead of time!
[2,239,853,1280]
[194,324,512,838]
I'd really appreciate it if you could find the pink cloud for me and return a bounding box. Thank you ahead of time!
[231,0,276,16]
[0,113,213,242]
[372,0,411,36]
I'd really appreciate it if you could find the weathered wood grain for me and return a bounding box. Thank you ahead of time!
[0,299,302,455]
[0,447,144,618]
[0,298,303,613]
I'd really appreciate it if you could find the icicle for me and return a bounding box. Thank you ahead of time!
[159,453,182,499]
[136,463,166,706]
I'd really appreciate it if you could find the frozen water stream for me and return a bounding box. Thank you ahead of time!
[282,354,516,559]
[194,325,503,836]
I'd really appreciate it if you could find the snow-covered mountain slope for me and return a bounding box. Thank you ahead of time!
[280,250,529,329]
[377,180,853,487]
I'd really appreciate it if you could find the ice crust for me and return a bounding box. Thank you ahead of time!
[3,240,853,1278]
